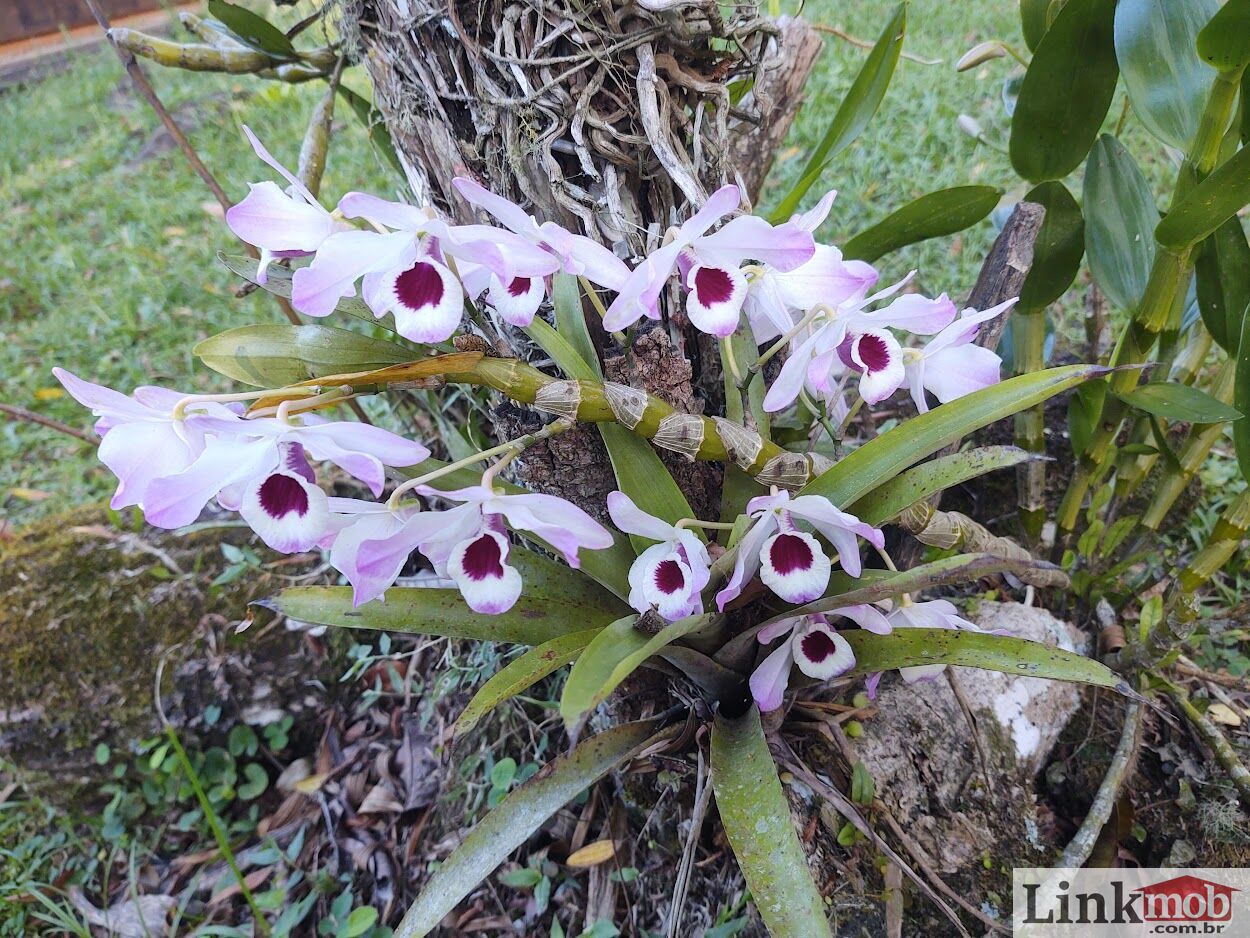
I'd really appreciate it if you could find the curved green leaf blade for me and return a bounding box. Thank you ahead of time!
[1195,215,1250,352]
[842,186,1002,264]
[396,718,676,938]
[194,324,413,388]
[1018,181,1086,311]
[1196,0,1250,72]
[1010,0,1120,182]
[844,628,1135,695]
[334,86,406,179]
[207,0,295,58]
[1083,135,1159,310]
[1115,382,1243,423]
[454,629,602,740]
[799,364,1108,508]
[769,4,906,223]
[261,550,629,647]
[560,613,719,728]
[848,446,1037,526]
[1233,302,1250,485]
[1156,143,1250,251]
[1021,0,1052,51]
[711,708,833,938]
[1114,0,1219,150]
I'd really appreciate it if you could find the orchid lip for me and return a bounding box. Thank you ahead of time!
[258,473,310,519]
[395,261,445,310]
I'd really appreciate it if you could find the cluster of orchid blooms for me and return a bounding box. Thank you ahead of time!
[55,128,1011,712]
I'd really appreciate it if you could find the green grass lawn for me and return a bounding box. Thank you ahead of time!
[0,0,1162,523]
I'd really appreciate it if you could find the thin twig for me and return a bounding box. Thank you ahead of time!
[666,743,713,938]
[0,403,99,445]
[85,0,301,327]
[1166,684,1250,809]
[1174,657,1250,691]
[945,669,992,793]
[1057,701,1143,868]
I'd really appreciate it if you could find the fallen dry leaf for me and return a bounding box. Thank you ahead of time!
[566,839,616,868]
[1208,703,1242,727]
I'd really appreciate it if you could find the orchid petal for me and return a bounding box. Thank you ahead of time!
[239,469,329,553]
[714,510,777,610]
[606,490,678,542]
[452,177,540,238]
[792,620,856,680]
[697,216,815,272]
[749,641,795,713]
[336,191,430,232]
[759,530,831,603]
[487,273,546,327]
[448,528,523,614]
[492,493,614,567]
[226,181,334,254]
[685,264,748,337]
[241,124,317,204]
[291,229,412,317]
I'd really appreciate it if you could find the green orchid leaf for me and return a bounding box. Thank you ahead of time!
[560,613,720,728]
[453,629,602,740]
[711,708,833,938]
[769,4,906,222]
[1195,215,1250,352]
[334,86,405,179]
[848,446,1038,526]
[1233,303,1250,485]
[395,718,677,938]
[799,364,1108,508]
[1083,136,1159,311]
[842,186,1002,264]
[844,628,1136,695]
[1114,0,1219,150]
[1018,181,1085,311]
[1020,0,1052,51]
[549,272,602,377]
[1010,0,1119,182]
[1196,0,1250,72]
[207,0,296,58]
[1068,377,1108,456]
[260,549,629,647]
[1156,143,1250,251]
[194,324,412,388]
[1115,382,1243,423]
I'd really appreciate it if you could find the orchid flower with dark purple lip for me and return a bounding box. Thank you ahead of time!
[288,192,557,341]
[351,484,614,612]
[761,272,958,413]
[452,177,631,297]
[52,368,239,512]
[225,126,349,285]
[742,190,880,342]
[602,184,816,337]
[318,496,436,605]
[748,614,858,712]
[715,490,883,610]
[606,491,712,621]
[137,412,428,544]
[902,299,1016,413]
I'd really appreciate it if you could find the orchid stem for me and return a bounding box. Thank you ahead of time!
[749,304,830,379]
[388,418,573,508]
[675,519,738,531]
[838,395,865,435]
[171,386,318,420]
[720,337,743,386]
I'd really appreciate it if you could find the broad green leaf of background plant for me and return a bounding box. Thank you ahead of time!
[1195,0,1250,72]
[262,549,629,647]
[194,324,413,387]
[711,708,833,938]
[1233,303,1250,485]
[1195,216,1250,353]
[843,628,1134,694]
[560,613,718,729]
[334,86,406,179]
[847,446,1036,525]
[769,4,906,222]
[799,364,1108,508]
[453,629,602,740]
[1018,181,1085,311]
[842,186,1002,263]
[541,274,698,539]
[1010,0,1119,182]
[395,718,677,938]
[1156,143,1250,250]
[207,0,296,58]
[1115,382,1243,424]
[1113,0,1219,150]
[1083,135,1159,311]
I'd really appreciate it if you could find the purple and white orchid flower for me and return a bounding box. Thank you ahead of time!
[716,491,883,610]
[225,126,347,285]
[748,614,859,712]
[452,177,631,302]
[351,484,613,612]
[761,273,958,413]
[743,191,880,342]
[140,413,428,541]
[886,599,982,683]
[603,184,816,337]
[606,491,712,621]
[52,368,238,512]
[902,299,1015,413]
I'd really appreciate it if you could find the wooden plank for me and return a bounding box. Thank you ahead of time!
[0,0,164,44]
